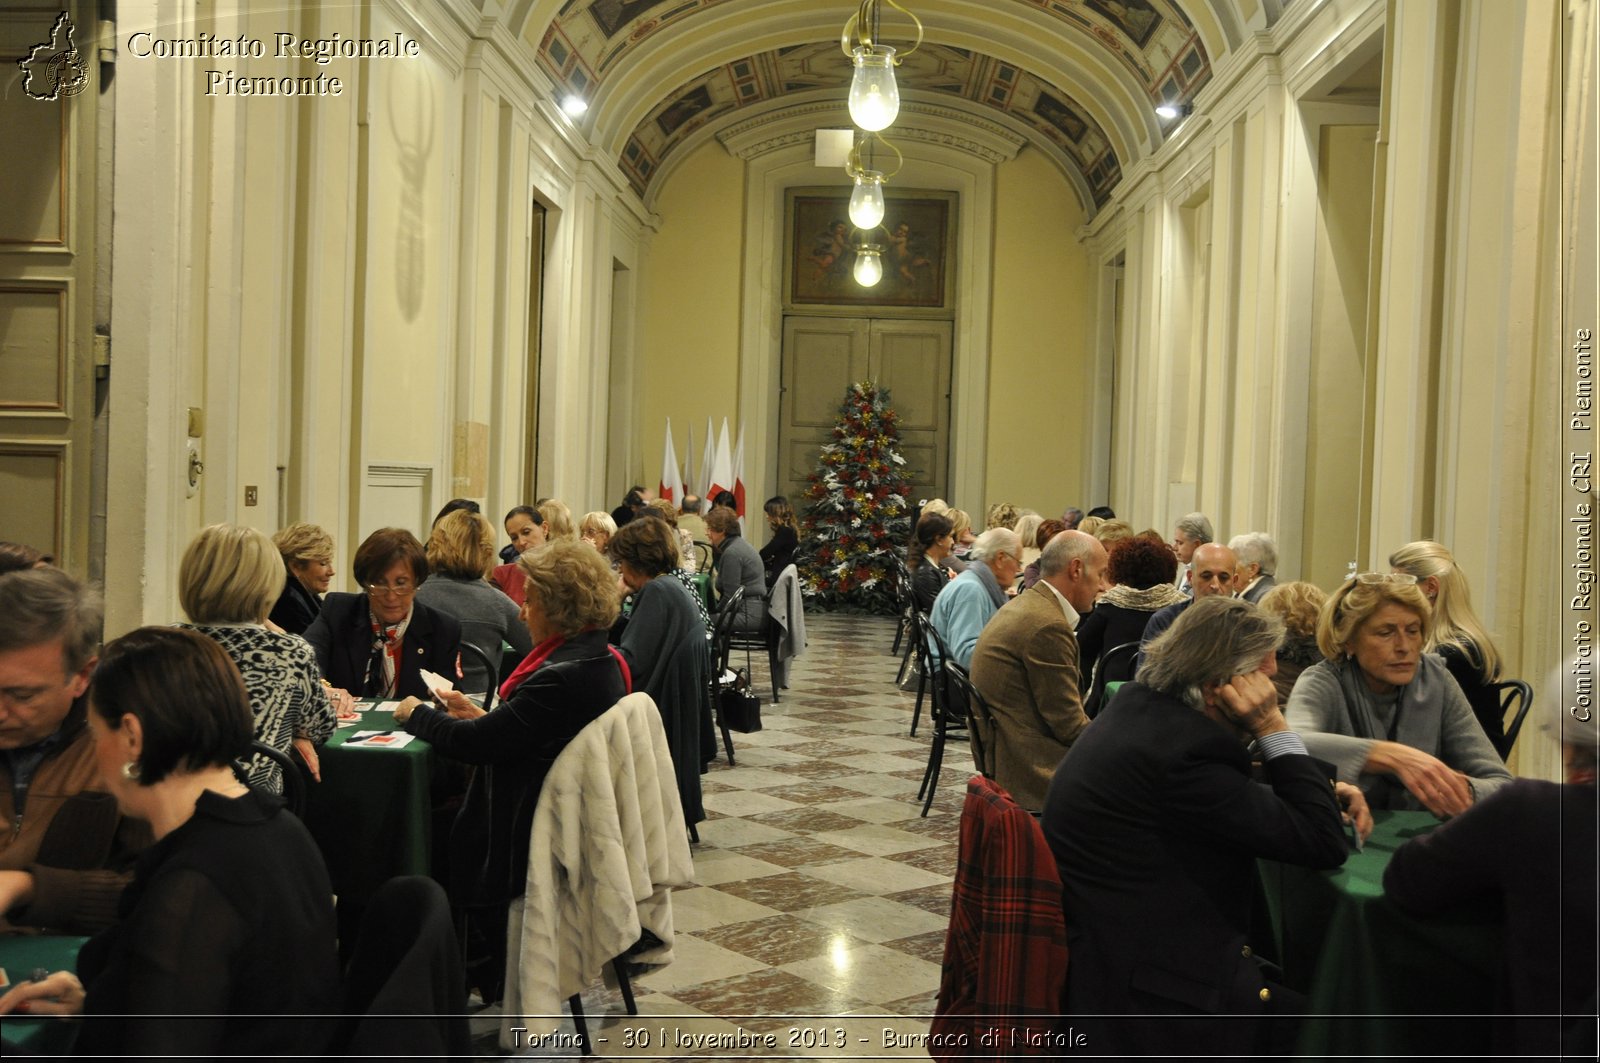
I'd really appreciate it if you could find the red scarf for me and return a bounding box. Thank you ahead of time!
[498,631,633,701]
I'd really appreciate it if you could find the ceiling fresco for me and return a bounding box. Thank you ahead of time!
[615,41,1123,205]
[533,0,1214,206]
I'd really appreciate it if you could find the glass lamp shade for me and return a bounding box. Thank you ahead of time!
[849,171,886,229]
[848,46,899,131]
[853,246,884,287]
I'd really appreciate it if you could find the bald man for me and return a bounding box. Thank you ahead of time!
[1137,542,1240,666]
[968,531,1109,809]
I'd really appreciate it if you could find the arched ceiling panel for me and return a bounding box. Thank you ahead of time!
[615,42,1122,207]
[518,0,1232,208]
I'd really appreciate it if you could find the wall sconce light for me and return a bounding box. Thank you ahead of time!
[1155,101,1193,120]
[560,94,588,117]
[841,0,922,132]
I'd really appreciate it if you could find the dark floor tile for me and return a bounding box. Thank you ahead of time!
[713,870,870,912]
[879,929,949,966]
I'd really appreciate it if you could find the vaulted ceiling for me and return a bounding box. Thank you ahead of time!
[501,0,1289,213]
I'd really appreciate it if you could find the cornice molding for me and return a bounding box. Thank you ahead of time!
[716,100,1027,165]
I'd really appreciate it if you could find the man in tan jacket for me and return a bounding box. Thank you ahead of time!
[969,530,1108,809]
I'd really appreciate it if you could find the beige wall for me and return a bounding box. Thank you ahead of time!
[984,148,1095,517]
[635,139,746,497]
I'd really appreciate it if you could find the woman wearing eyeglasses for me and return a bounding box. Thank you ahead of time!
[303,527,463,700]
[1284,573,1511,818]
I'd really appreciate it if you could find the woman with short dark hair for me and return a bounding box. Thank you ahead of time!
[0,627,339,1055]
[302,527,462,699]
[759,496,800,587]
[1075,536,1183,713]
[705,506,766,632]
[907,513,955,613]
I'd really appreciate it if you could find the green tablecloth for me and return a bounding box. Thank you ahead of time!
[1259,809,1504,1056]
[692,571,713,612]
[0,935,87,1054]
[303,710,436,907]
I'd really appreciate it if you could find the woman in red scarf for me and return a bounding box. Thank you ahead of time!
[393,540,629,993]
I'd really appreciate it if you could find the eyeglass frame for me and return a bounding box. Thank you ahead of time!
[364,581,417,598]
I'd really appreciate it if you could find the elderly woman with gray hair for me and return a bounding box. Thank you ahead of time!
[1382,656,1597,1057]
[1285,573,1511,817]
[1042,596,1366,1054]
[927,526,1022,669]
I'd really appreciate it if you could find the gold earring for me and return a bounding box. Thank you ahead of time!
[120,761,139,780]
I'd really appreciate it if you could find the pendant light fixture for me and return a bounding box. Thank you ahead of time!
[852,243,884,287]
[841,0,922,133]
[844,131,902,231]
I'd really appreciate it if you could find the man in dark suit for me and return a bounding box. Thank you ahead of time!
[1042,597,1367,1055]
[969,530,1107,810]
[1230,531,1279,603]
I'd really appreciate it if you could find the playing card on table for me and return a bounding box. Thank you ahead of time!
[345,730,416,749]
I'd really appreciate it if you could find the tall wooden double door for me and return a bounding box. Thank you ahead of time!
[777,316,952,510]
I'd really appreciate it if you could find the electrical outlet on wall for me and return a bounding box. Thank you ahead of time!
[245,486,258,506]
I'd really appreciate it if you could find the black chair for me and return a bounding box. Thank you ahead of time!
[1486,678,1533,760]
[916,621,968,817]
[944,661,997,781]
[891,556,915,656]
[723,586,783,703]
[569,956,639,1056]
[236,740,306,818]
[1084,639,1140,719]
[705,596,741,768]
[457,641,499,711]
[691,540,714,573]
[338,875,472,1057]
[909,610,935,737]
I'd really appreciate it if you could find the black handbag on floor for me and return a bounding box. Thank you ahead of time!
[719,669,763,733]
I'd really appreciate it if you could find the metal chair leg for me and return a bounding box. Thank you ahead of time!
[910,665,928,736]
[568,993,591,1055]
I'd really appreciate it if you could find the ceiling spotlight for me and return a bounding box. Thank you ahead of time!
[1156,101,1193,120]
[560,94,588,117]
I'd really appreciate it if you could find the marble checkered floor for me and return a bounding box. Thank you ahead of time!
[476,612,975,1060]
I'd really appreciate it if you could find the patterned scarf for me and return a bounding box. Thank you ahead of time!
[365,605,412,697]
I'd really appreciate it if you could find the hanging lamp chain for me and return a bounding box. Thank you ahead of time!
[845,130,904,180]
[840,0,923,62]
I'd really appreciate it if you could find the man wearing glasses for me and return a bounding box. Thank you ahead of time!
[303,527,463,701]
[0,567,149,933]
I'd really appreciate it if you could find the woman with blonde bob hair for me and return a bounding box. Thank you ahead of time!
[579,511,618,554]
[538,498,577,543]
[416,510,532,693]
[392,541,630,963]
[268,522,335,635]
[1285,574,1511,818]
[1388,540,1506,749]
[178,523,336,794]
[1258,581,1327,707]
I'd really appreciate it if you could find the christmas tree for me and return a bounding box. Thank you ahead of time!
[798,381,913,613]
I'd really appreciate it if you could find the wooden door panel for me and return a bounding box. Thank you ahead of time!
[869,320,951,504]
[778,318,867,506]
